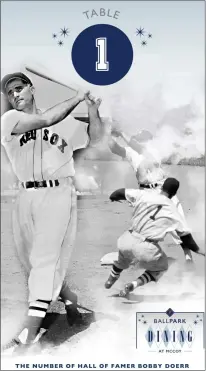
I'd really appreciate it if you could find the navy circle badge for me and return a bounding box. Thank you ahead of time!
[71,24,133,86]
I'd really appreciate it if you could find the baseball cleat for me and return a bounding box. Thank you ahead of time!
[65,304,83,326]
[104,275,119,289]
[119,282,135,297]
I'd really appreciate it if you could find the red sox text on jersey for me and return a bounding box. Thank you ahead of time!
[19,128,68,153]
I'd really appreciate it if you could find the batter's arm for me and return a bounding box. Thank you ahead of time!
[86,95,104,146]
[11,91,89,135]
[110,188,126,202]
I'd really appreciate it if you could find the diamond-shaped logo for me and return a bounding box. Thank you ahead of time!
[145,326,154,347]
[186,325,194,348]
[166,308,175,317]
[154,325,163,348]
[162,326,171,347]
[177,326,186,347]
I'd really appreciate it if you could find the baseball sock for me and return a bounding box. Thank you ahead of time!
[17,299,50,345]
[110,264,123,279]
[132,270,156,289]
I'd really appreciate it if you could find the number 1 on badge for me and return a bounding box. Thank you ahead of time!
[96,38,109,71]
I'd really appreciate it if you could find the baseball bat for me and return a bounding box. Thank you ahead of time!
[25,65,78,93]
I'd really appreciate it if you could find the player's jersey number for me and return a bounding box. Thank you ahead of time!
[150,206,163,220]
[96,38,109,71]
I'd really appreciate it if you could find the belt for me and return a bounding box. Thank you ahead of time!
[21,179,60,189]
[139,183,159,189]
[128,230,154,243]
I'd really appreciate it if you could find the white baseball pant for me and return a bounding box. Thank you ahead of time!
[114,230,168,281]
[12,178,77,303]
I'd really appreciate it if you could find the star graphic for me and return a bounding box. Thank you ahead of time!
[58,40,64,46]
[141,315,144,318]
[141,40,147,46]
[138,319,141,322]
[143,320,147,324]
[60,27,69,37]
[196,315,199,318]
[136,27,145,37]
[148,33,152,38]
[194,320,198,325]
[52,33,57,39]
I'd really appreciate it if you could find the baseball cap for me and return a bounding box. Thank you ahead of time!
[162,177,180,197]
[1,72,33,95]
[132,130,153,143]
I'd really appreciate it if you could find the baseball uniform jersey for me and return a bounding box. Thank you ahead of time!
[1,109,89,182]
[124,146,189,245]
[125,188,191,241]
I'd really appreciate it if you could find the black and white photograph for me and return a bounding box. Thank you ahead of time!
[1,1,205,370]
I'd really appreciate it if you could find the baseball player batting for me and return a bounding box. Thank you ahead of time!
[108,128,193,263]
[1,72,103,354]
[105,178,205,297]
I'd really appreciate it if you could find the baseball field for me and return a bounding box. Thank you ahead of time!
[1,162,205,361]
